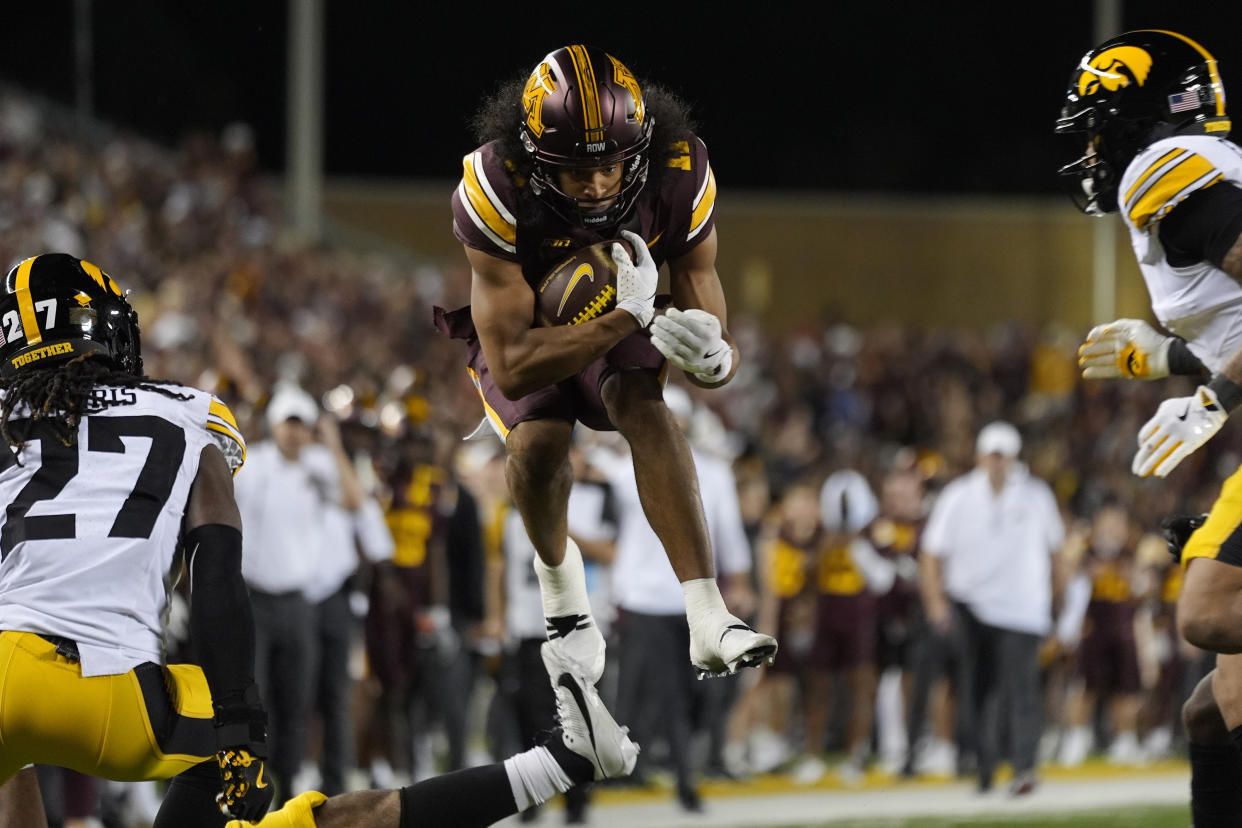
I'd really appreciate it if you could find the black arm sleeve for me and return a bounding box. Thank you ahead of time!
[1159,181,1242,269]
[186,523,256,710]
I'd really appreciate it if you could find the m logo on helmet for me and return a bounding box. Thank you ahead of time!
[1078,46,1153,96]
[609,56,644,124]
[523,62,556,139]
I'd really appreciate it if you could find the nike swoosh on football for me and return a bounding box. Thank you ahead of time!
[557,264,595,316]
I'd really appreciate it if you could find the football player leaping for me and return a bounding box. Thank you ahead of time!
[1062,29,1242,828]
[434,45,777,683]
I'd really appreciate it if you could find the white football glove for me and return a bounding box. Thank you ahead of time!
[650,307,733,384]
[1132,385,1228,478]
[1078,318,1172,380]
[612,230,657,329]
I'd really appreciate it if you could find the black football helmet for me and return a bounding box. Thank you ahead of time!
[1056,29,1230,215]
[0,253,142,377]
[519,45,654,228]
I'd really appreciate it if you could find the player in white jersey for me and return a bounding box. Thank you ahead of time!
[0,253,271,825]
[0,258,639,828]
[1059,30,1242,827]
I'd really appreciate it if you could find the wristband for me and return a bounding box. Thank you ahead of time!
[213,683,268,752]
[1208,373,1242,413]
[1168,338,1208,377]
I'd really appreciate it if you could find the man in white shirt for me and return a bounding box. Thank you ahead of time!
[234,383,350,805]
[919,421,1065,796]
[301,421,394,797]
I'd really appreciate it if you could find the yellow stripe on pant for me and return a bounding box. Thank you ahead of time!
[1183,464,1242,569]
[0,631,215,783]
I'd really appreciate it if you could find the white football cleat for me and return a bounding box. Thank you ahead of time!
[544,612,606,684]
[689,614,778,679]
[541,642,639,780]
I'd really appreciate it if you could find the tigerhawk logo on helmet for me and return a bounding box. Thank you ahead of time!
[1077,46,1153,96]
[1055,29,1230,215]
[518,44,654,228]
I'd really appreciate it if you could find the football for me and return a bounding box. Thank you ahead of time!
[534,238,632,327]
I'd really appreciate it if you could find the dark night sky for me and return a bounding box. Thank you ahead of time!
[1,2,1240,196]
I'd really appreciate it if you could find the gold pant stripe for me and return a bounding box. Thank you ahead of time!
[0,631,214,783]
[1183,464,1242,568]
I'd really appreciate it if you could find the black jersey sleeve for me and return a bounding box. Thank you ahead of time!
[1158,181,1242,269]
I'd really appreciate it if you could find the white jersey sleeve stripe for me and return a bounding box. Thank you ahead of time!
[460,152,517,250]
[687,165,716,242]
[456,181,517,255]
[1123,148,1187,207]
[1127,153,1221,230]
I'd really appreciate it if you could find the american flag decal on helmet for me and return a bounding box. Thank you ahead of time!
[1169,91,1201,113]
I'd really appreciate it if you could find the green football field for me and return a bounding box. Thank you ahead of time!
[757,804,1187,827]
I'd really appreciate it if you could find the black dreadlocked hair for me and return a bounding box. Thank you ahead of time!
[1,353,191,453]
[470,68,698,213]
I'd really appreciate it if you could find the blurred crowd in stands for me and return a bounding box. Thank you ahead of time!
[0,88,1225,826]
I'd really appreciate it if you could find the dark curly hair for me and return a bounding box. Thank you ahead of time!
[470,67,698,201]
[1,354,191,453]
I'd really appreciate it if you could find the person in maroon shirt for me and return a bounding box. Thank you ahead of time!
[1058,502,1149,766]
[436,44,775,684]
[867,465,927,772]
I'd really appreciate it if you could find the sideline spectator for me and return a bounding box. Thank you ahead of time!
[234,383,340,805]
[1057,501,1149,767]
[362,427,447,785]
[867,462,928,774]
[919,421,1066,796]
[790,470,887,786]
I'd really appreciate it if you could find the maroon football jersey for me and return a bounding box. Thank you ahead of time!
[451,135,718,291]
[1084,550,1139,636]
[868,516,925,620]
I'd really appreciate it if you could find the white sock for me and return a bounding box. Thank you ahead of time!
[682,577,729,626]
[875,667,907,763]
[533,537,592,619]
[503,745,576,810]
